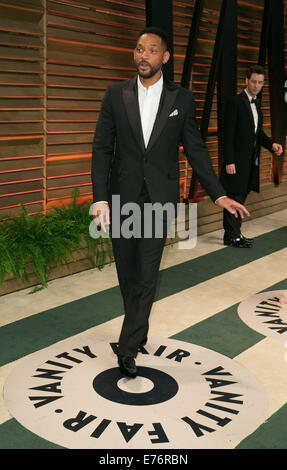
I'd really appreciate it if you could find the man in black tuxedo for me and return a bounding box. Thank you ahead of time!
[220,65,283,248]
[91,27,249,378]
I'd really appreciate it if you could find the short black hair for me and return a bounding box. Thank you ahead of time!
[246,65,265,79]
[137,27,169,52]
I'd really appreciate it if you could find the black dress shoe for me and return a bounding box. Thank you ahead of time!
[117,355,137,378]
[138,338,147,351]
[224,236,252,248]
[240,234,254,243]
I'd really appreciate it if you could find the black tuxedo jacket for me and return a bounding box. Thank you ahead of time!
[220,90,274,194]
[92,76,225,207]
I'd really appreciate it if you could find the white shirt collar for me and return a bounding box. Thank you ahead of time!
[244,88,256,102]
[137,74,163,94]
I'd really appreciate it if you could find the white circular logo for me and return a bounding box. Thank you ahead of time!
[238,290,287,342]
[4,336,267,449]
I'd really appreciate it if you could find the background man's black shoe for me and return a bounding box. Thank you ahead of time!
[240,234,254,243]
[117,355,137,378]
[224,236,252,248]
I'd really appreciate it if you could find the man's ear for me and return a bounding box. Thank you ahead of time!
[163,50,170,65]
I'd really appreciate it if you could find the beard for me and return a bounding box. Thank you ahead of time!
[136,61,160,79]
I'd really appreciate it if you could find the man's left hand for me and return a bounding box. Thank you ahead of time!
[216,196,250,219]
[272,143,283,156]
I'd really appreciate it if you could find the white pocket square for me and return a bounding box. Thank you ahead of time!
[169,109,178,117]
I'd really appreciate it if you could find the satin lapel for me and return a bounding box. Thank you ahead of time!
[255,98,263,133]
[122,77,145,153]
[240,91,255,132]
[146,83,179,152]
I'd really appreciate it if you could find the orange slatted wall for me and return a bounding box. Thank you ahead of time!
[0,0,286,216]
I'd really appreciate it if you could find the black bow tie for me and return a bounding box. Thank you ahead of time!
[251,98,256,104]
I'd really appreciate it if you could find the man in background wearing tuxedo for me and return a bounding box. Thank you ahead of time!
[220,65,283,248]
[92,27,250,378]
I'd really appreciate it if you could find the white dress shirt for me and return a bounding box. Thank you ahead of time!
[137,74,163,148]
[244,88,258,133]
[244,88,259,165]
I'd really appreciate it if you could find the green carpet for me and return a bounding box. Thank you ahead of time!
[0,227,286,449]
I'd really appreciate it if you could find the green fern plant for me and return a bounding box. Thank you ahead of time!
[0,189,113,289]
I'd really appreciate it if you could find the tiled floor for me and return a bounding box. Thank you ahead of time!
[0,209,287,449]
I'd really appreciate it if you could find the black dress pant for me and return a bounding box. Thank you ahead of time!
[223,192,248,239]
[111,182,168,357]
[223,148,258,240]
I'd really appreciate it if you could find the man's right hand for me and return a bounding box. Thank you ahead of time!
[93,202,110,232]
[216,196,250,219]
[226,163,236,174]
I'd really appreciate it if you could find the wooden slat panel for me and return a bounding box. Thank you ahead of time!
[0,140,44,159]
[47,43,133,68]
[0,87,44,102]
[47,157,90,177]
[47,88,105,100]
[0,72,44,85]
[0,122,44,136]
[0,45,44,61]
[46,13,139,39]
[0,192,43,207]
[47,63,134,79]
[47,185,91,202]
[47,25,137,50]
[0,59,43,73]
[53,0,144,14]
[47,122,97,133]
[0,168,43,184]
[0,32,43,48]
[0,179,43,196]
[47,173,91,189]
[0,157,44,172]
[0,1,45,213]
[0,110,44,122]
[0,12,43,36]
[46,142,93,156]
[46,0,145,28]
[47,133,93,144]
[47,75,125,88]
[47,99,100,109]
[0,0,44,11]
[0,202,43,217]
[47,110,97,121]
[0,98,44,109]
[0,19,42,36]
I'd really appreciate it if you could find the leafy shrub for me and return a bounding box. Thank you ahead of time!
[0,189,113,289]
